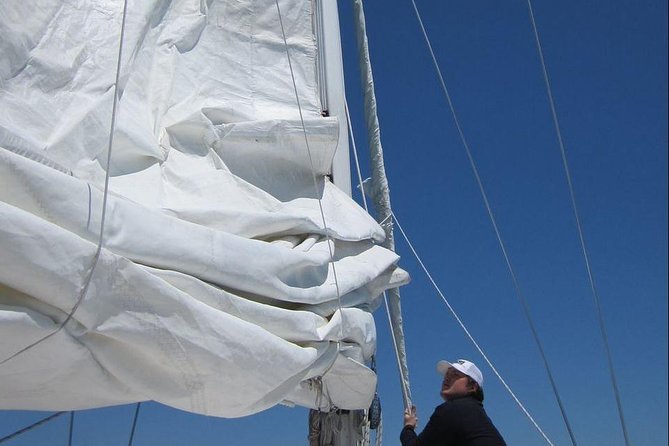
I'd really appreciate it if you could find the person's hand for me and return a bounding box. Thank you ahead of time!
[403,405,418,428]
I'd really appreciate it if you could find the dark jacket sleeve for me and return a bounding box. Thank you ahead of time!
[400,404,454,446]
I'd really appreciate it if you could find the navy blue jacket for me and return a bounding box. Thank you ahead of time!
[400,396,506,446]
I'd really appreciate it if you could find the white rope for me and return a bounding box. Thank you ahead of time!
[391,210,554,446]
[273,0,346,349]
[0,0,130,368]
[525,3,631,445]
[408,1,577,443]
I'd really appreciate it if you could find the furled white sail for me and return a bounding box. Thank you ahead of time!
[0,0,408,417]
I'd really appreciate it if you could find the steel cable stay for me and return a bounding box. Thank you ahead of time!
[68,411,74,446]
[408,1,580,444]
[0,412,67,444]
[525,2,631,445]
[127,403,142,446]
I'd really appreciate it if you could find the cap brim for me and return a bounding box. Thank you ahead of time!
[436,360,452,375]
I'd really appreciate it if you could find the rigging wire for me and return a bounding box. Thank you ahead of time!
[390,211,554,446]
[525,2,631,445]
[408,1,578,444]
[127,403,142,446]
[273,0,346,365]
[68,412,75,446]
[0,412,66,444]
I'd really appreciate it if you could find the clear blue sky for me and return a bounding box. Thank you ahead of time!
[1,1,666,445]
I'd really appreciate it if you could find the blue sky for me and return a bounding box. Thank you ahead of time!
[1,0,667,445]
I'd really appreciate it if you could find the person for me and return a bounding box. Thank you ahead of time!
[400,359,507,446]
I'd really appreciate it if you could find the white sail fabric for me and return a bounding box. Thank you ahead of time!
[0,0,408,417]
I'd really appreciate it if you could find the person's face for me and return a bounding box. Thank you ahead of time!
[440,367,475,401]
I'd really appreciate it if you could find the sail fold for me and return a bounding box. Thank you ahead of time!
[0,0,408,416]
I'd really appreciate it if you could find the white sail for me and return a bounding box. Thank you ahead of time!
[0,0,408,418]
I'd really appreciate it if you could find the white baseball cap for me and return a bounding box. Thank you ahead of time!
[436,359,484,387]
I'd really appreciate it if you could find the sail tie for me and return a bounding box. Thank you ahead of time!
[525,2,631,445]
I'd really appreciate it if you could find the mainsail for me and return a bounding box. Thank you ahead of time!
[0,0,408,419]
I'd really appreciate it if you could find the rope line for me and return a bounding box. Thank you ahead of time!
[0,0,129,370]
[525,2,630,445]
[68,412,74,446]
[408,1,578,443]
[274,0,345,356]
[127,403,142,446]
[0,412,66,444]
[391,210,554,445]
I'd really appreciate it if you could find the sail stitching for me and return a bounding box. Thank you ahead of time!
[525,2,631,445]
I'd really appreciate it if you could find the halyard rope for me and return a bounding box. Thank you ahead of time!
[0,412,66,444]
